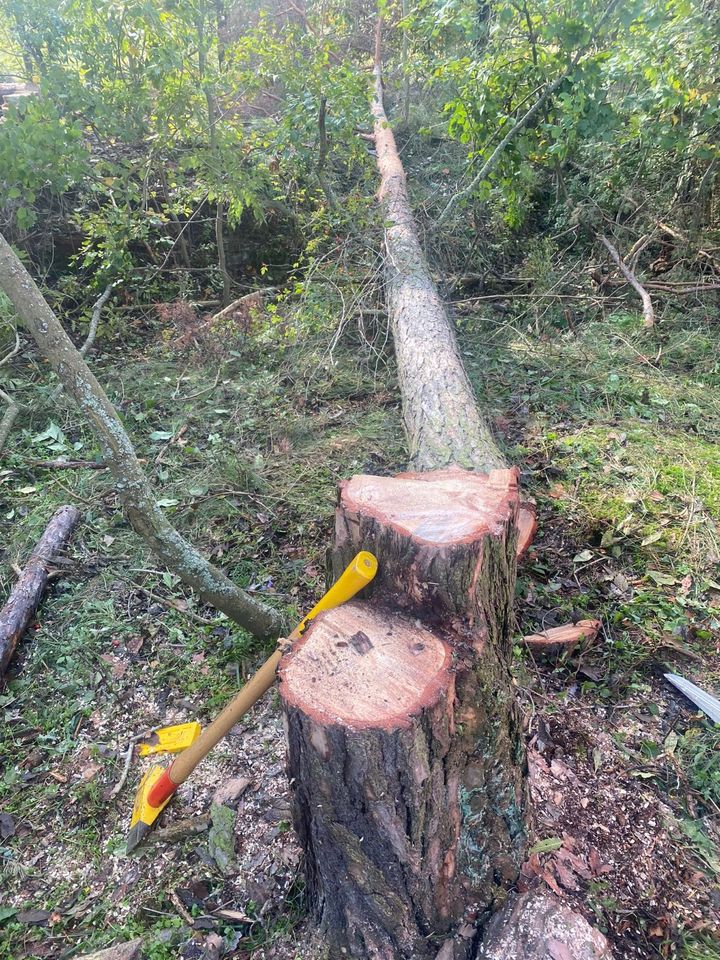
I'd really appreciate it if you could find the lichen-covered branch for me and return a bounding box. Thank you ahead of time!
[0,233,284,640]
[0,399,19,456]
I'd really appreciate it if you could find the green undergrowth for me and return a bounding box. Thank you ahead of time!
[462,304,720,952]
[461,307,720,664]
[2,288,720,956]
[0,322,403,957]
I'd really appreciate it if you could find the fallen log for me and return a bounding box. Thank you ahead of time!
[0,505,80,676]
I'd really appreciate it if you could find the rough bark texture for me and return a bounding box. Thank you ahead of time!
[0,234,283,640]
[280,469,526,960]
[0,400,20,455]
[477,889,613,959]
[275,24,536,959]
[371,25,503,473]
[0,505,80,675]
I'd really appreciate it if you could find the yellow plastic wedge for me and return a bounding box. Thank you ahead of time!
[138,722,202,756]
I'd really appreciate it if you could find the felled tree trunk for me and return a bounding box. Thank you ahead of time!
[277,22,530,959]
[370,23,502,473]
[0,505,80,676]
[0,234,284,640]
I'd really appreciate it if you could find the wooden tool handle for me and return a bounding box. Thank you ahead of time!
[168,648,283,783]
[166,551,377,787]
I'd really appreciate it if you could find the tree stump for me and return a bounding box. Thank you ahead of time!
[279,467,526,959]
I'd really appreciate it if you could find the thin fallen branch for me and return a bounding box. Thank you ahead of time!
[0,234,284,640]
[0,327,22,455]
[50,284,114,402]
[108,729,151,799]
[0,401,19,456]
[0,505,81,677]
[81,285,113,358]
[208,288,275,325]
[122,579,219,627]
[28,459,107,470]
[601,236,655,327]
[657,220,720,274]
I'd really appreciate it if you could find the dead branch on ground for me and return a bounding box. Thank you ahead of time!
[601,236,655,327]
[0,505,80,677]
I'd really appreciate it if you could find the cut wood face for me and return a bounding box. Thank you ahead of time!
[279,601,452,730]
[340,467,519,547]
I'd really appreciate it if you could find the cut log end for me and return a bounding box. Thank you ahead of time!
[339,467,519,547]
[279,601,451,730]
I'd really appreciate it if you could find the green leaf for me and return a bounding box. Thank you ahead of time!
[641,532,663,546]
[647,571,677,586]
[529,837,563,854]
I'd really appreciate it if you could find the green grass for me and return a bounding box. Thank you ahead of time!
[0,319,404,957]
[461,306,720,673]
[3,276,720,956]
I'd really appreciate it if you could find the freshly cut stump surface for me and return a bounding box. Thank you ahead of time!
[280,602,451,729]
[339,467,518,546]
[334,467,522,628]
[282,466,526,960]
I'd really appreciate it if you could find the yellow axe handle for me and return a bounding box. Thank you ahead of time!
[166,551,377,787]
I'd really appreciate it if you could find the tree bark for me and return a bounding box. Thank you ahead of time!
[371,21,503,473]
[276,24,533,958]
[281,468,527,959]
[0,400,20,456]
[0,234,284,640]
[0,505,80,676]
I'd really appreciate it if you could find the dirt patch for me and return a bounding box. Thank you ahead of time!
[522,702,720,959]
